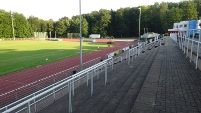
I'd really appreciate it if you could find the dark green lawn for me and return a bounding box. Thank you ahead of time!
[0,40,108,76]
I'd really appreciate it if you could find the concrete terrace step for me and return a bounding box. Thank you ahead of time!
[37,37,201,113]
[79,48,158,113]
[38,45,159,113]
[113,46,158,113]
[130,42,164,113]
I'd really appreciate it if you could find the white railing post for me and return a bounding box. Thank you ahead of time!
[111,59,114,70]
[132,49,134,62]
[180,32,182,49]
[68,81,72,113]
[96,68,99,80]
[53,88,56,100]
[27,102,31,113]
[187,30,190,57]
[105,63,108,85]
[87,72,89,86]
[125,51,128,60]
[196,29,201,69]
[184,32,186,54]
[33,93,36,112]
[91,70,93,97]
[138,45,141,56]
[190,30,195,62]
[128,50,131,64]
[182,32,184,51]
[72,76,74,96]
[160,40,161,46]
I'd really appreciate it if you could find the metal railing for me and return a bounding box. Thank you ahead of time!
[1,41,154,113]
[0,57,101,108]
[128,45,142,64]
[2,57,113,113]
[176,29,201,69]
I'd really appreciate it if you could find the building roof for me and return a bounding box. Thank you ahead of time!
[168,29,179,33]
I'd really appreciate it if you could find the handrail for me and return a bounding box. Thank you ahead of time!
[2,57,113,113]
[0,57,101,111]
[174,29,201,69]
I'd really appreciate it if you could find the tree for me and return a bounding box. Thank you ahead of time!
[159,2,169,33]
[0,10,12,38]
[180,1,198,20]
[69,16,88,37]
[11,12,32,38]
[27,16,41,32]
[107,10,116,37]
[2,0,201,38]
[193,0,201,18]
[88,9,111,38]
[114,8,127,38]
[55,17,70,37]
[47,19,54,38]
[40,20,47,32]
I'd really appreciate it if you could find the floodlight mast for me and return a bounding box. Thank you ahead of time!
[138,7,141,44]
[79,0,83,71]
[55,31,56,38]
[10,11,15,40]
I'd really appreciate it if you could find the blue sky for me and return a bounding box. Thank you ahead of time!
[0,0,181,21]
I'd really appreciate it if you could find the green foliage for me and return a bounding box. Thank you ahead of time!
[180,1,198,20]
[47,19,55,38]
[0,10,12,38]
[114,50,119,56]
[27,16,47,37]
[27,16,41,32]
[0,0,201,38]
[55,17,70,37]
[84,9,111,38]
[14,12,32,38]
[69,16,88,37]
[0,10,32,38]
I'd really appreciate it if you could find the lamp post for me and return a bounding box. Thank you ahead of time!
[55,31,56,38]
[10,11,15,40]
[138,7,141,44]
[79,0,83,71]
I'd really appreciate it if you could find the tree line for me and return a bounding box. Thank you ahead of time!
[0,0,200,39]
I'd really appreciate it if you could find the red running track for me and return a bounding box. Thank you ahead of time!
[0,40,136,106]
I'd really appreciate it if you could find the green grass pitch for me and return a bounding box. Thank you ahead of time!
[0,40,108,76]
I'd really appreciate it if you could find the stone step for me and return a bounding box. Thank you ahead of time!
[75,48,158,113]
[38,47,157,113]
[114,47,158,113]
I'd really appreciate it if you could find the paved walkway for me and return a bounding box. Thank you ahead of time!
[132,37,201,113]
[39,37,201,113]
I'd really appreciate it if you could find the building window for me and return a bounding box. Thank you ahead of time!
[184,24,187,27]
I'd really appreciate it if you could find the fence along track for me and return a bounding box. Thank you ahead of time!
[0,57,101,111]
[1,40,161,113]
[2,57,113,113]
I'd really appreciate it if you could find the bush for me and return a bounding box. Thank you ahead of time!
[114,50,119,56]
